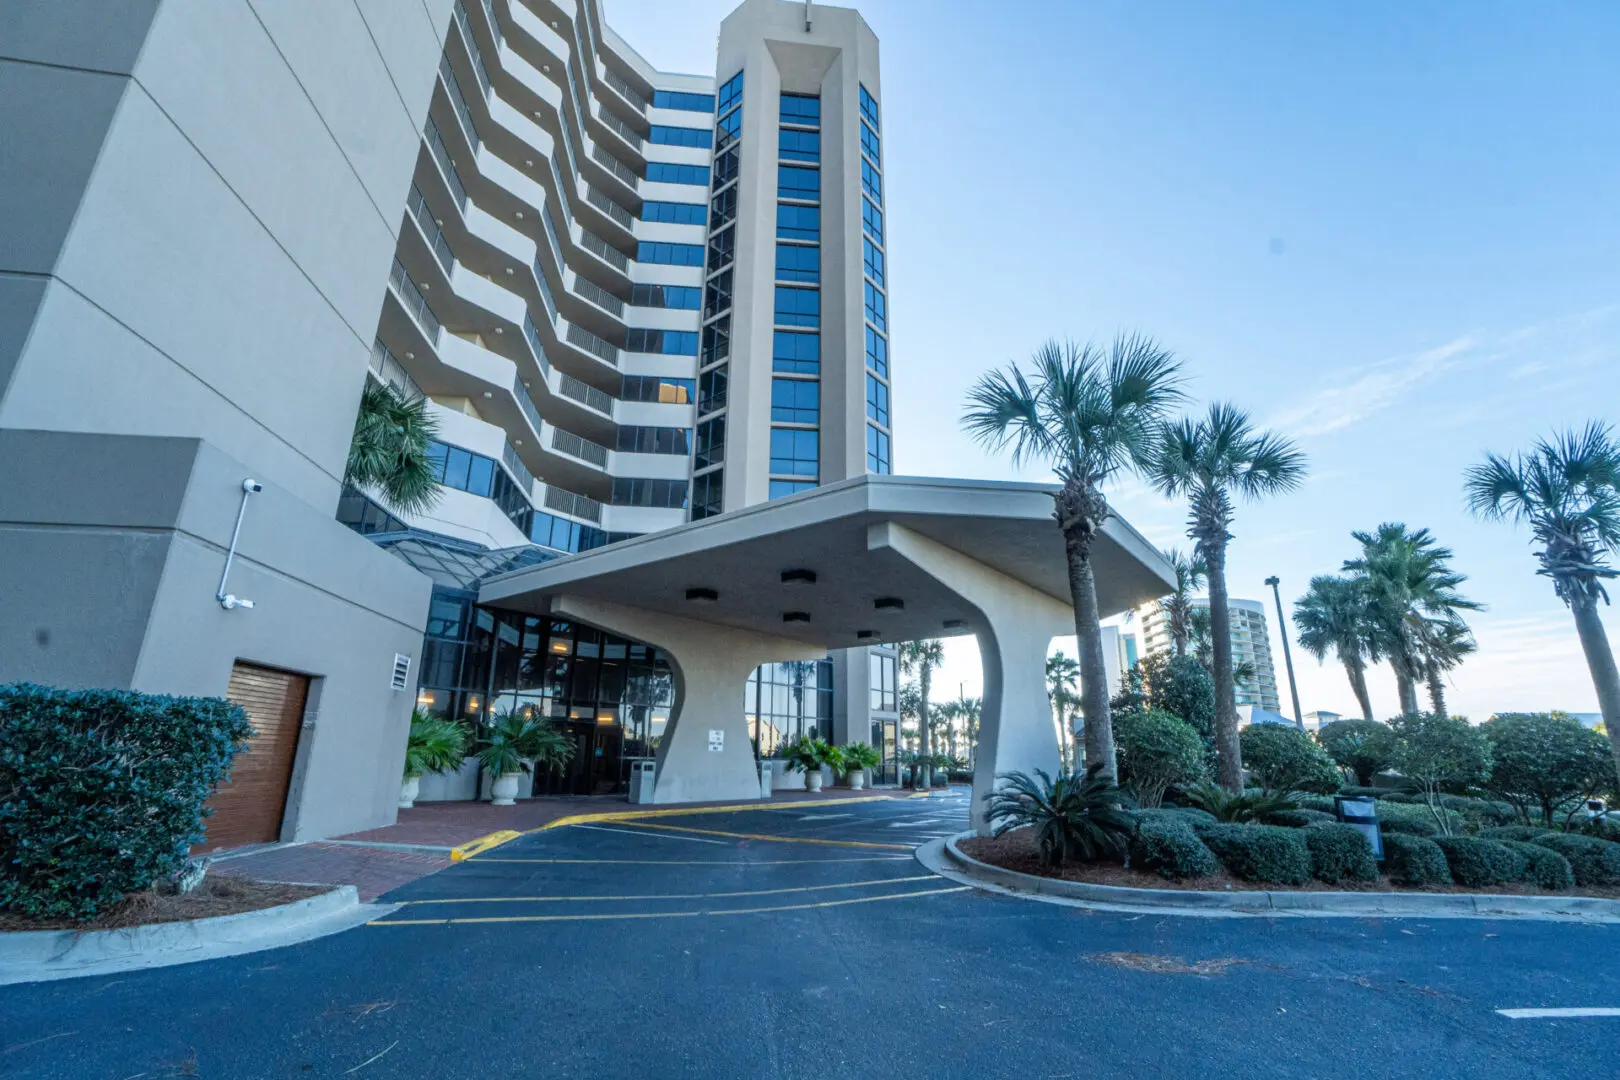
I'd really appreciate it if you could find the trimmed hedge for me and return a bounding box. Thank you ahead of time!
[1295,795,1339,815]
[1500,841,1576,891]
[1262,808,1337,828]
[1480,825,1554,843]
[1304,824,1379,884]
[0,683,253,919]
[1200,824,1312,886]
[1169,806,1218,830]
[1129,816,1220,881]
[1434,837,1523,887]
[1381,834,1453,886]
[1375,800,1464,836]
[1529,834,1620,888]
[1379,817,1439,838]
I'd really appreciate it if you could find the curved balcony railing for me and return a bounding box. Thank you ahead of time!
[389,259,441,343]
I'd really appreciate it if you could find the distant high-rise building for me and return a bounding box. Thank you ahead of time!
[1133,596,1282,712]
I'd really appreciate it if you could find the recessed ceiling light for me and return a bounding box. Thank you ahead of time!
[483,391,493,398]
[493,327,504,334]
[782,611,811,624]
[435,218,444,227]
[419,282,429,290]
[874,597,904,611]
[515,439,523,445]
[526,159,535,167]
[943,618,965,630]
[515,211,524,219]
[856,630,880,640]
[405,352,416,360]
[685,587,718,603]
[780,569,817,585]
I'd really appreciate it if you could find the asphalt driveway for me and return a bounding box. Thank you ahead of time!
[4,789,1618,1079]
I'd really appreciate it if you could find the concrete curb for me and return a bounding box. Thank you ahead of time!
[0,886,398,985]
[924,832,1620,922]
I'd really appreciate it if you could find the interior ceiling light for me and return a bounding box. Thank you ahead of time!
[685,587,718,603]
[874,596,904,611]
[782,611,811,624]
[780,568,817,585]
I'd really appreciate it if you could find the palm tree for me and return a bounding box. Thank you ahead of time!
[1186,608,1257,692]
[1466,423,1620,786]
[958,696,983,769]
[1417,617,1476,718]
[898,639,945,789]
[963,336,1185,781]
[1293,575,1379,722]
[345,381,442,514]
[1149,403,1307,790]
[1159,548,1208,656]
[1343,523,1481,716]
[1045,652,1082,768]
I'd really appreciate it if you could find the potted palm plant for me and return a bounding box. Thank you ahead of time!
[476,710,575,805]
[840,742,881,790]
[400,711,469,808]
[782,736,836,792]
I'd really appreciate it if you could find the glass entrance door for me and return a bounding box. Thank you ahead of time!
[872,719,898,786]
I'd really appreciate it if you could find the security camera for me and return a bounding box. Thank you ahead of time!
[242,478,263,493]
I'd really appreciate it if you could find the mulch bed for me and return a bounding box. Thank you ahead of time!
[958,830,1620,899]
[0,876,328,932]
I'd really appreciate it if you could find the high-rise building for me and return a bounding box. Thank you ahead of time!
[1133,596,1283,712]
[1,0,899,840]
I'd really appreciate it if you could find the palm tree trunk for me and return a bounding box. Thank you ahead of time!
[1205,538,1243,791]
[1066,544,1116,782]
[1391,656,1421,715]
[1424,655,1448,718]
[916,664,933,790]
[1344,656,1375,722]
[1570,593,1620,789]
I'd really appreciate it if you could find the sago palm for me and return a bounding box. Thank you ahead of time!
[963,336,1185,781]
[345,381,442,515]
[1343,523,1480,716]
[1293,574,1380,722]
[1466,422,1620,787]
[899,639,945,789]
[1159,548,1208,657]
[984,764,1137,867]
[1149,404,1307,790]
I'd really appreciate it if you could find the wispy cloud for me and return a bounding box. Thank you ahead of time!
[1267,335,1478,438]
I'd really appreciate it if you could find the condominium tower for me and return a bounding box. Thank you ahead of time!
[1132,596,1283,712]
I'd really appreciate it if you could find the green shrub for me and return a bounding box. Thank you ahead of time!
[1200,824,1312,885]
[1295,795,1339,815]
[1116,708,1207,807]
[1169,806,1218,829]
[1499,841,1575,891]
[947,769,974,784]
[1129,816,1220,880]
[1529,834,1620,888]
[1381,834,1453,886]
[1180,782,1297,824]
[1480,825,1553,843]
[984,766,1137,867]
[1434,837,1523,887]
[1376,799,1464,836]
[1262,808,1337,828]
[1437,795,1518,830]
[0,683,253,919]
[1339,785,1398,799]
[1316,719,1398,786]
[1379,817,1439,838]
[1304,824,1379,884]
[1239,724,1342,795]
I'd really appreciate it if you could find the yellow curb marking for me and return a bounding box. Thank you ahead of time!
[368,885,970,926]
[531,794,900,833]
[449,829,522,862]
[464,856,912,865]
[619,820,912,850]
[394,874,937,906]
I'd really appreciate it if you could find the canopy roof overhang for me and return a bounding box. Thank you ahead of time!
[477,475,1176,648]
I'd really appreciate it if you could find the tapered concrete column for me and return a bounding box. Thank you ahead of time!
[868,524,1073,833]
[551,596,824,804]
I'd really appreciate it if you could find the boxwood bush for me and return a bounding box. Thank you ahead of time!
[1529,834,1620,888]
[1480,825,1554,843]
[1200,824,1312,886]
[1381,833,1453,886]
[1129,815,1220,881]
[1304,824,1379,884]
[1499,841,1576,891]
[1434,837,1523,887]
[0,683,253,919]
[1261,808,1337,828]
[1379,817,1439,838]
[1295,795,1339,815]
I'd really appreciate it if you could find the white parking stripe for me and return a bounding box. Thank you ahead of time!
[566,824,729,845]
[1496,1008,1620,1019]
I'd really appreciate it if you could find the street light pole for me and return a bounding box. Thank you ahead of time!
[1266,575,1305,731]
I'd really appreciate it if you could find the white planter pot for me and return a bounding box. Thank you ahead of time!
[806,769,824,792]
[399,775,421,809]
[848,768,866,791]
[490,772,523,806]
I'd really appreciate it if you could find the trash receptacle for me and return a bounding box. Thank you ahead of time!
[1334,795,1384,860]
[759,760,773,798]
[628,760,657,804]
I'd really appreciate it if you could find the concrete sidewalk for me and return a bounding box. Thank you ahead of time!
[215,787,925,900]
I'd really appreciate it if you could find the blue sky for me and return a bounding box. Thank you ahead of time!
[606,0,1620,720]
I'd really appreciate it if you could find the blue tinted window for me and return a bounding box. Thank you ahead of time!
[631,284,701,309]
[466,454,494,497]
[863,237,884,287]
[646,162,710,186]
[626,329,699,355]
[861,159,882,201]
[866,424,890,473]
[717,71,744,116]
[862,197,883,244]
[641,201,707,225]
[778,165,820,200]
[653,89,715,112]
[771,378,820,424]
[770,429,819,477]
[864,281,886,331]
[780,94,820,125]
[779,129,819,162]
[865,326,887,377]
[866,374,889,427]
[859,85,880,129]
[773,330,820,374]
[776,244,819,283]
[443,445,471,490]
[649,125,712,149]
[776,204,819,241]
[637,241,704,266]
[715,109,741,150]
[860,122,880,165]
[770,479,815,500]
[775,285,819,328]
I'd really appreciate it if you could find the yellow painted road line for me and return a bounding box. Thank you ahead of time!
[463,856,912,865]
[623,820,912,850]
[368,886,970,926]
[449,829,523,861]
[532,794,898,833]
[394,874,937,906]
